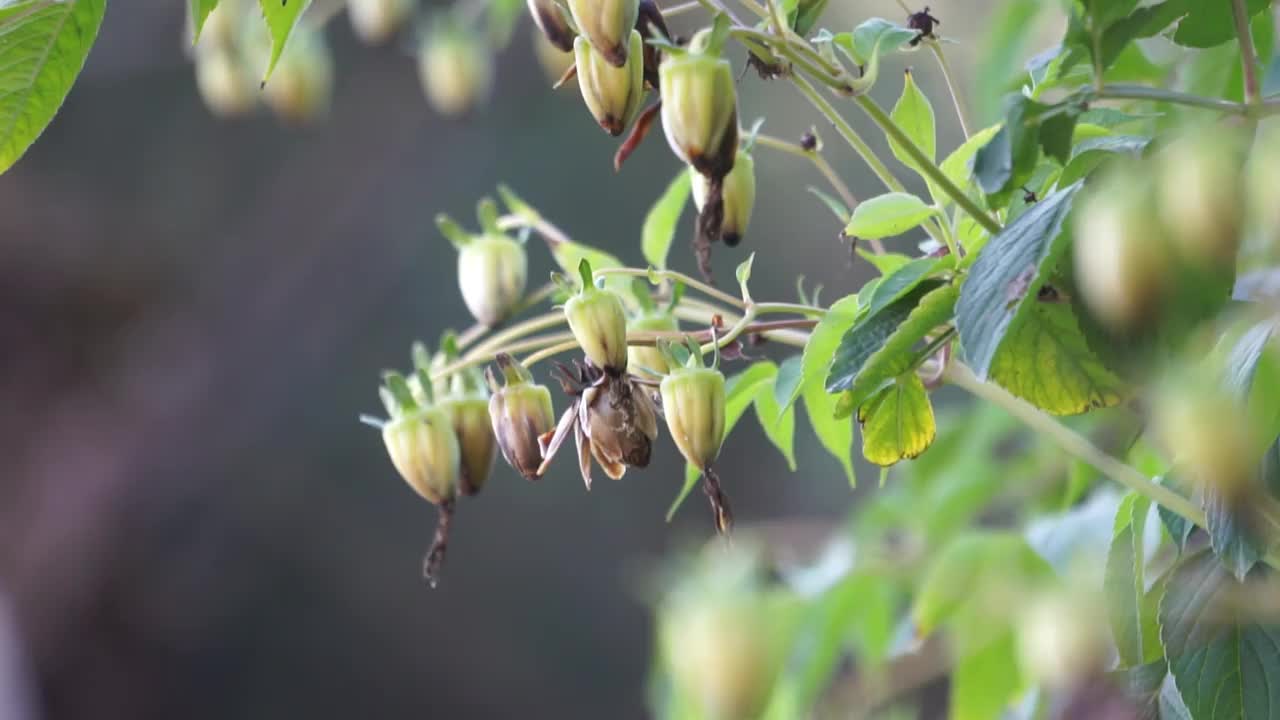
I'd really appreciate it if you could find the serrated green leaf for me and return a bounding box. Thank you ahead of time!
[668,362,775,519]
[642,171,691,271]
[190,0,219,40]
[828,283,958,416]
[258,0,313,83]
[754,365,797,471]
[861,256,946,319]
[0,0,106,176]
[1105,493,1162,667]
[955,182,1081,380]
[858,372,935,466]
[888,69,936,188]
[1058,134,1150,187]
[1172,0,1267,49]
[844,193,939,240]
[988,299,1125,415]
[849,18,917,65]
[1160,549,1280,719]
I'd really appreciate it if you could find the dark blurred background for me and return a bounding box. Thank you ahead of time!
[0,1,1036,717]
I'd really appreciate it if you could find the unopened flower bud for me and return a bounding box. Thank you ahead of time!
[691,149,755,246]
[438,369,497,495]
[440,215,529,327]
[195,49,256,118]
[564,260,630,372]
[660,363,726,470]
[380,373,462,506]
[628,312,678,375]
[349,0,413,45]
[567,0,638,66]
[262,30,334,124]
[487,354,557,479]
[659,30,738,177]
[1073,168,1167,334]
[419,25,493,116]
[574,30,645,136]
[528,0,576,52]
[1157,132,1245,270]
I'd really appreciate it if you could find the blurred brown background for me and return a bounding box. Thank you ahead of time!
[0,0,1039,717]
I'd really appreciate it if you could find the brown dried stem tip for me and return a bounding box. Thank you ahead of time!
[423,498,456,588]
[701,465,733,535]
[907,6,940,46]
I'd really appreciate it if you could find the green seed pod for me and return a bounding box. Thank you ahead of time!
[380,373,462,506]
[419,25,493,117]
[349,0,414,45]
[659,30,738,177]
[564,261,630,372]
[1072,167,1167,335]
[1156,132,1245,271]
[528,0,576,52]
[628,312,679,375]
[574,31,645,137]
[262,30,334,124]
[691,150,755,247]
[487,354,557,479]
[661,365,726,470]
[567,0,638,67]
[195,49,256,118]
[438,369,497,495]
[440,213,529,327]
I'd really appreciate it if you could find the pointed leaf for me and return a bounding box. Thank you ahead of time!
[858,372,936,466]
[1105,493,1162,667]
[190,0,220,40]
[753,363,797,470]
[888,69,936,185]
[258,0,313,83]
[642,170,691,270]
[844,192,940,240]
[849,18,917,65]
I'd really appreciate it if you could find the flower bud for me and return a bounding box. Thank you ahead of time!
[419,25,493,117]
[1072,168,1167,335]
[660,365,726,470]
[487,354,557,479]
[567,0,638,67]
[628,312,678,375]
[528,0,576,52]
[195,49,256,118]
[659,31,738,177]
[1156,132,1245,271]
[443,218,529,327]
[379,372,462,506]
[1155,371,1258,500]
[438,370,497,495]
[691,149,754,247]
[574,31,645,136]
[564,261,630,372]
[262,30,334,124]
[348,0,413,45]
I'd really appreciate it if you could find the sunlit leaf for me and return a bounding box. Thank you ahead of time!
[642,171,691,270]
[258,0,313,83]
[843,192,940,240]
[888,69,936,191]
[858,372,936,466]
[1104,493,1163,667]
[190,0,219,40]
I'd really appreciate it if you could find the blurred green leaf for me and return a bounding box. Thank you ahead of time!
[791,296,861,485]
[643,171,691,271]
[1161,550,1280,719]
[844,193,939,240]
[887,70,936,187]
[1105,493,1163,667]
[753,362,797,471]
[972,0,1045,123]
[1173,0,1267,48]
[486,0,524,46]
[955,182,1080,379]
[858,372,936,466]
[258,0,313,82]
[806,186,849,222]
[0,0,106,176]
[190,0,219,40]
[951,630,1024,720]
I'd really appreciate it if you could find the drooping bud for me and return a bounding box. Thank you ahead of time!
[439,213,528,327]
[262,29,334,124]
[528,0,576,52]
[379,372,462,506]
[1072,166,1167,335]
[574,30,646,136]
[1156,131,1245,271]
[349,0,414,45]
[660,338,731,533]
[436,362,497,496]
[195,49,256,118]
[691,149,755,247]
[659,28,738,178]
[627,311,679,375]
[564,259,630,372]
[567,0,639,67]
[419,24,493,117]
[487,353,557,479]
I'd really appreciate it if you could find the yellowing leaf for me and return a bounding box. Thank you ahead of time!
[858,372,936,466]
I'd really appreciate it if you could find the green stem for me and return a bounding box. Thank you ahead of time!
[594,267,747,310]
[1093,84,1258,115]
[1231,0,1261,105]
[853,94,1003,236]
[942,361,1205,525]
[926,40,971,139]
[753,301,827,317]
